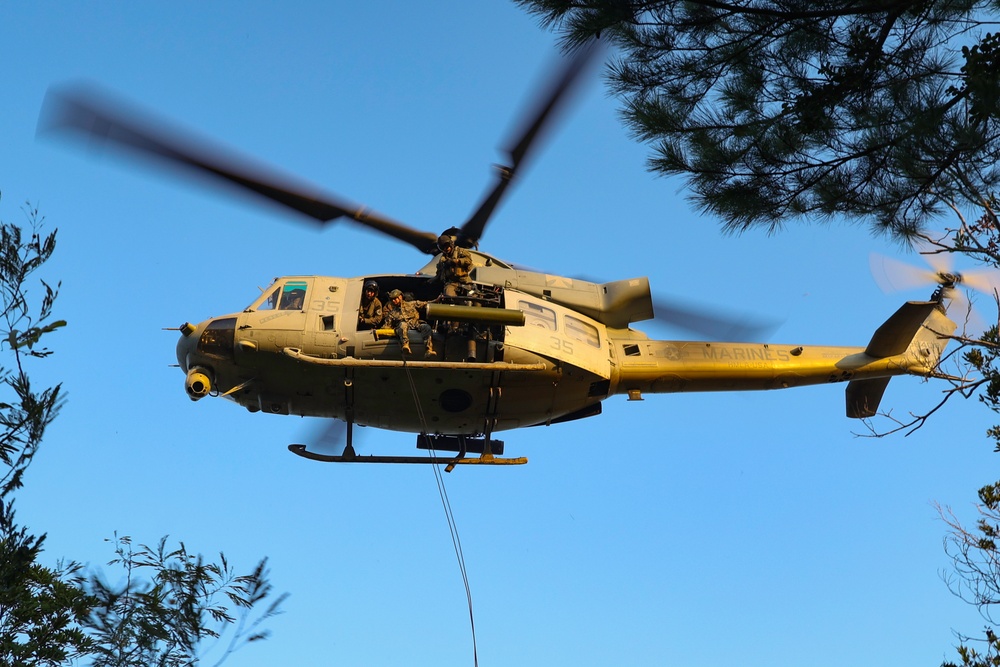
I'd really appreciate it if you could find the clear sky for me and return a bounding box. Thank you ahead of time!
[2,2,997,665]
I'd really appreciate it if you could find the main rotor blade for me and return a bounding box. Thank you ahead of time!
[308,419,350,455]
[292,418,367,457]
[456,40,601,248]
[39,83,440,254]
[652,297,777,341]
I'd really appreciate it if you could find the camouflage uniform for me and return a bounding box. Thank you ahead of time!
[432,236,478,360]
[382,289,433,355]
[435,243,474,298]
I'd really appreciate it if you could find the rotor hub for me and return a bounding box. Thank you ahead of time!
[937,271,961,288]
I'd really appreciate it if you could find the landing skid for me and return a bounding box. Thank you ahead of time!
[287,444,527,469]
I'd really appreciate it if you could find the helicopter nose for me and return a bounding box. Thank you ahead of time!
[176,321,214,401]
[175,321,199,370]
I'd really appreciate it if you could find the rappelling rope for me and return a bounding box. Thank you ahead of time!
[401,357,479,667]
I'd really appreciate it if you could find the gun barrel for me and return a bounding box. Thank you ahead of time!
[425,302,525,327]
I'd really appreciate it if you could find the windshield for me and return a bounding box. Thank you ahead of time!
[249,280,308,311]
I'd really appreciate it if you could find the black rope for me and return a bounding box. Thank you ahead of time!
[402,360,479,666]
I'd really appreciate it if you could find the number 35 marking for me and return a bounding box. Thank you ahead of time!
[550,336,574,355]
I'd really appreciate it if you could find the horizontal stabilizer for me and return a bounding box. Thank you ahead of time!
[845,377,891,418]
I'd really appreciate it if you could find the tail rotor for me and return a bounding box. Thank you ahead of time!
[869,248,1000,332]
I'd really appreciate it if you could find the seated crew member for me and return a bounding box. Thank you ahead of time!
[382,289,435,358]
[358,280,383,329]
[279,290,304,310]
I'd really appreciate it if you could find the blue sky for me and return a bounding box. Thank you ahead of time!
[2,2,997,665]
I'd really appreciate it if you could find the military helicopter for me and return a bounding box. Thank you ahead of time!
[40,44,963,468]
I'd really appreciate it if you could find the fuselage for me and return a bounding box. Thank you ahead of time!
[176,259,955,435]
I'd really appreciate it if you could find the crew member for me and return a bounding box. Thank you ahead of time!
[433,234,479,360]
[358,280,383,329]
[279,289,304,310]
[434,234,473,299]
[382,289,435,358]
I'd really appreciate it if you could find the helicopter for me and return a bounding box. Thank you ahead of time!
[40,43,963,468]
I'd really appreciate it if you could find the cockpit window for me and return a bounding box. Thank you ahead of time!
[251,280,308,311]
[254,285,280,311]
[278,281,308,310]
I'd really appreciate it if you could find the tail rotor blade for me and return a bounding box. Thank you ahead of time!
[871,252,1000,297]
[959,267,1000,296]
[910,236,953,275]
[869,253,938,293]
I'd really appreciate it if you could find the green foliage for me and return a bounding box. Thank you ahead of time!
[516,0,1000,238]
[962,326,1000,451]
[940,484,1000,667]
[0,197,286,665]
[954,32,1000,127]
[943,634,1000,667]
[0,198,92,664]
[0,507,94,666]
[911,210,1000,665]
[0,203,64,500]
[0,513,94,664]
[85,535,286,667]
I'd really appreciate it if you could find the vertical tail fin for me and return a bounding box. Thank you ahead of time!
[846,301,956,418]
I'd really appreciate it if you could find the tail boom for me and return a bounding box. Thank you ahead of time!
[610,301,955,416]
